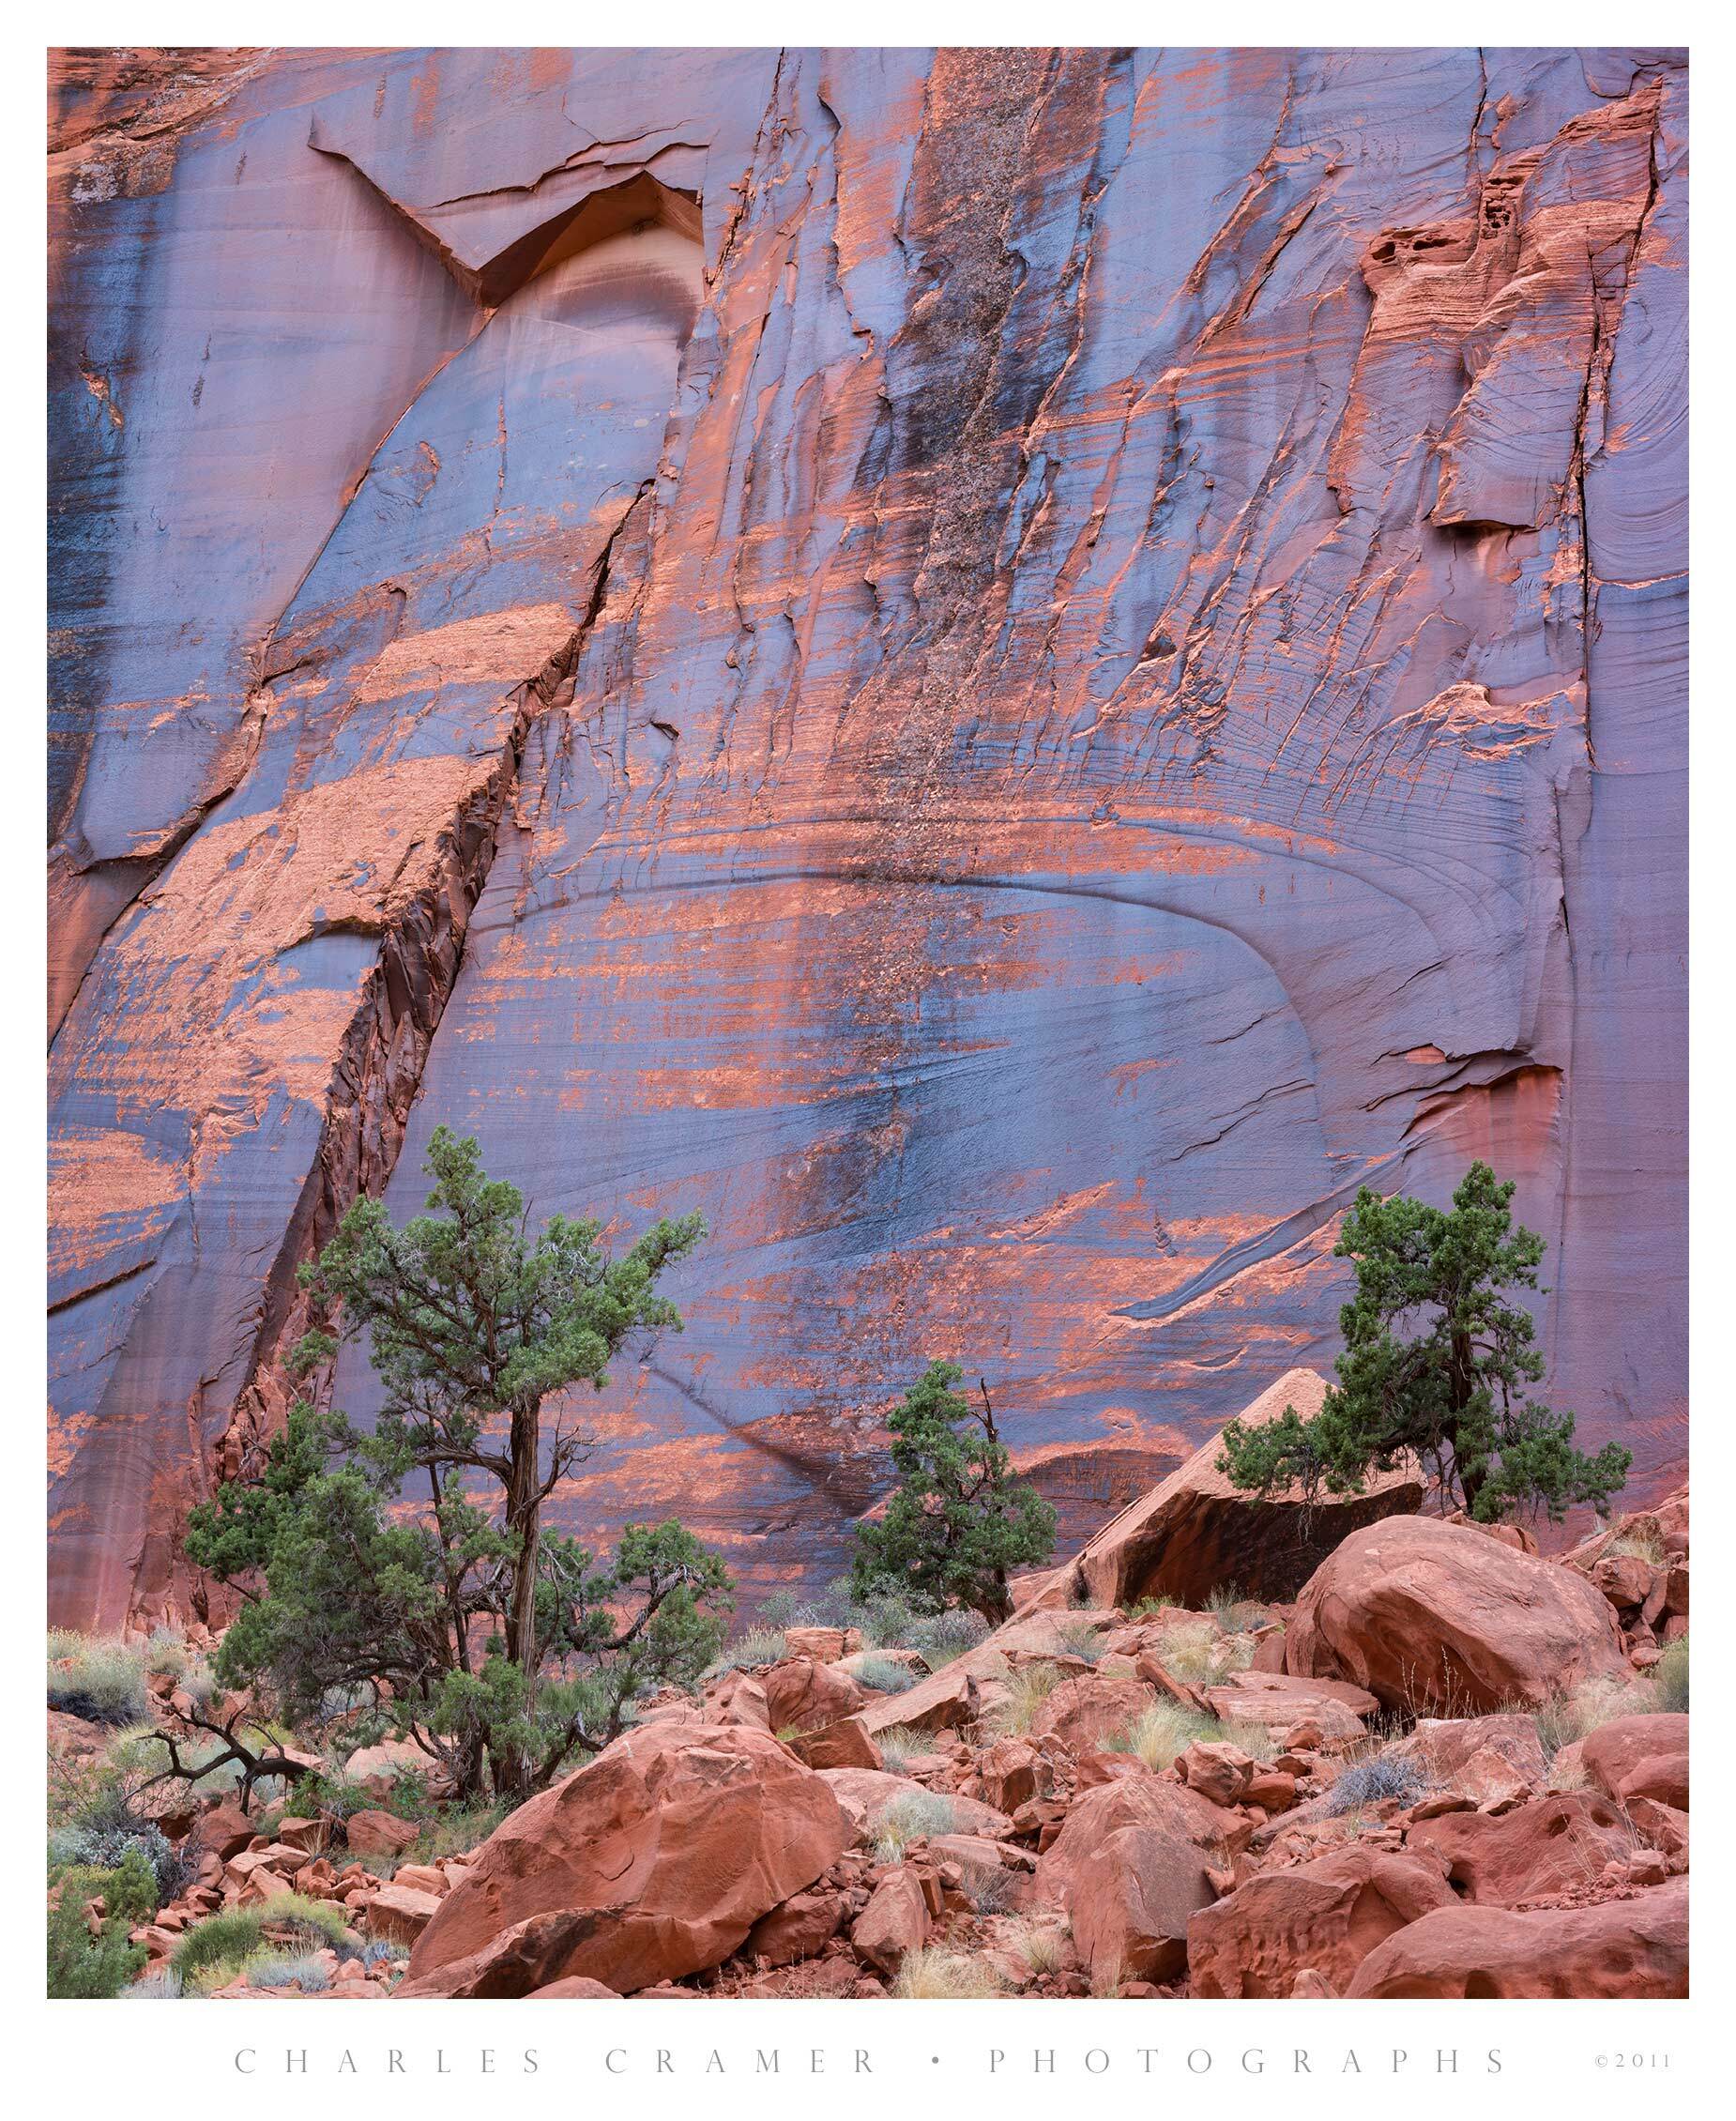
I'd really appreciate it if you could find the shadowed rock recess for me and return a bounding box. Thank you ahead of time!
[49,47,1686,1631]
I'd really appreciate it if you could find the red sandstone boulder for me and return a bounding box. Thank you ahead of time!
[1393,1712,1548,1792]
[786,1716,881,1771]
[1201,1669,1378,1747]
[818,1769,1012,1842]
[1064,1370,1423,1608]
[1348,1880,1688,1997]
[1176,1740,1255,1808]
[343,1739,434,1795]
[1067,1822,1218,1987]
[1625,1798,1689,1869]
[1287,1516,1626,1713]
[1030,1773,1228,1982]
[851,1867,929,1975]
[704,1669,771,1729]
[973,1737,1050,1813]
[367,1880,442,1946]
[855,1606,1112,1739]
[399,1721,847,1997]
[190,1797,256,1864]
[1407,1793,1637,1905]
[762,1656,867,1735]
[742,1888,851,1968]
[525,1976,620,1998]
[1029,1670,1153,1756]
[783,1626,862,1663]
[1187,1844,1455,1997]
[345,1809,420,1857]
[1580,1714,1689,1810]
[276,1816,333,1855]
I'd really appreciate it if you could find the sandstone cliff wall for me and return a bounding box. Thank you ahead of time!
[48,46,1687,1626]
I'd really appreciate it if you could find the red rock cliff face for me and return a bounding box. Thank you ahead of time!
[48,48,1687,1628]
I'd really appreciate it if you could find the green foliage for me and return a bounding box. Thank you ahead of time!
[1218,1163,1630,1523]
[47,1864,149,1998]
[171,1896,351,1985]
[851,1363,1056,1625]
[48,1815,184,1903]
[301,1763,433,1824]
[187,1132,727,1802]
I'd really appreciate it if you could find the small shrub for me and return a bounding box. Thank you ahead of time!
[1204,1582,1247,1624]
[759,1592,801,1629]
[1150,1620,1226,1684]
[873,1726,925,1774]
[1013,1920,1068,1977]
[853,1655,917,1695]
[1324,1750,1427,1816]
[172,1895,351,1984]
[301,1769,376,1821]
[871,1791,958,1864]
[1126,1595,1178,1617]
[715,1625,788,1671]
[1218,1717,1280,1765]
[967,1865,1019,1915]
[891,1946,1003,1999]
[359,1938,408,1970]
[47,1882,145,1999]
[1533,1671,1657,1758]
[246,1952,332,1991]
[46,1636,150,1727]
[124,1965,185,1998]
[1607,1527,1667,1565]
[304,1763,432,1824]
[1652,1635,1688,1713]
[144,1627,190,1678]
[983,1662,1060,1739]
[49,1816,185,1904]
[1109,1701,1216,1772]
[1056,1616,1106,1664]
[858,1593,918,1651]
[906,1607,988,1666]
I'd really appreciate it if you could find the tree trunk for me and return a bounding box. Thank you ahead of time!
[500,1396,543,1793]
[1448,1326,1476,1513]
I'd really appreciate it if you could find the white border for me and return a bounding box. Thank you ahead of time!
[11,8,1720,2110]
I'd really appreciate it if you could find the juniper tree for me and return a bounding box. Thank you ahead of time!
[851,1362,1057,1625]
[1217,1161,1630,1523]
[186,1130,729,1796]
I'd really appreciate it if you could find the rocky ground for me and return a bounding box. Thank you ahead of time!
[47,1406,1688,2003]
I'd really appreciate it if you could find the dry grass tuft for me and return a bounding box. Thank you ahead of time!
[1113,1700,1217,1772]
[982,1662,1061,1738]
[891,1946,1005,1999]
